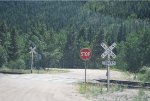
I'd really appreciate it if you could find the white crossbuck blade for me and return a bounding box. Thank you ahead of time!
[101,42,116,58]
[29,47,36,54]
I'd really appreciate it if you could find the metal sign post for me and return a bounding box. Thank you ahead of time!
[101,42,117,92]
[85,61,87,88]
[29,47,36,73]
[107,54,110,92]
[80,48,92,91]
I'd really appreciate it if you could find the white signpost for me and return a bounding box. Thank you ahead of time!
[101,42,117,92]
[29,47,36,73]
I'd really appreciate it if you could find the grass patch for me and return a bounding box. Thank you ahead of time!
[111,68,135,81]
[137,67,150,82]
[79,83,124,98]
[79,83,106,96]
[0,68,69,74]
[0,68,30,74]
[37,68,69,74]
[133,89,148,101]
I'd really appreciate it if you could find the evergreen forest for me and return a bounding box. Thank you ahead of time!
[0,1,150,73]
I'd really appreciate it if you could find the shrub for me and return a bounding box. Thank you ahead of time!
[139,66,150,74]
[138,66,150,82]
[7,59,26,69]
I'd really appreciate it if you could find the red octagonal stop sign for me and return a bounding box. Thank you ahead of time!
[80,48,92,61]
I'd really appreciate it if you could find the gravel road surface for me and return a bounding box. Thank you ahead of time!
[0,69,127,101]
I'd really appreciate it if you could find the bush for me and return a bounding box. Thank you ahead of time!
[139,66,150,74]
[16,59,26,69]
[7,59,26,69]
[138,66,150,82]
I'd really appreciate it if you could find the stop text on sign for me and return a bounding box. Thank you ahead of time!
[80,52,90,57]
[80,48,92,61]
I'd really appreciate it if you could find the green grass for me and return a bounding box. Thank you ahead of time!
[0,68,29,74]
[137,68,150,82]
[111,68,135,81]
[0,68,69,74]
[35,68,69,74]
[79,83,150,101]
[79,83,124,98]
[79,84,106,96]
[132,89,148,101]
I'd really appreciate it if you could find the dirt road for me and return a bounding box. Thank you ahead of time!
[0,69,127,101]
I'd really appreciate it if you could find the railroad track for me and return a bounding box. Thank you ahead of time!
[88,79,150,89]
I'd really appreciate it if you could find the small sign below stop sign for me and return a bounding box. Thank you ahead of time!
[80,48,92,61]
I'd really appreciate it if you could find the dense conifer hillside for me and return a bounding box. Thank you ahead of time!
[0,1,150,72]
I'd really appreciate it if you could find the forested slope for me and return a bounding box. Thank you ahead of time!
[0,1,150,72]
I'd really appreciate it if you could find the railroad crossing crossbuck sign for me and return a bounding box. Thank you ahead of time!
[101,42,117,66]
[101,42,117,92]
[29,47,36,73]
[29,47,37,54]
[101,42,117,59]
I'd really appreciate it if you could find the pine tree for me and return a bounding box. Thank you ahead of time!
[92,29,105,68]
[117,23,126,43]
[8,27,19,61]
[125,32,142,72]
[0,22,8,46]
[63,31,76,68]
[140,30,150,66]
